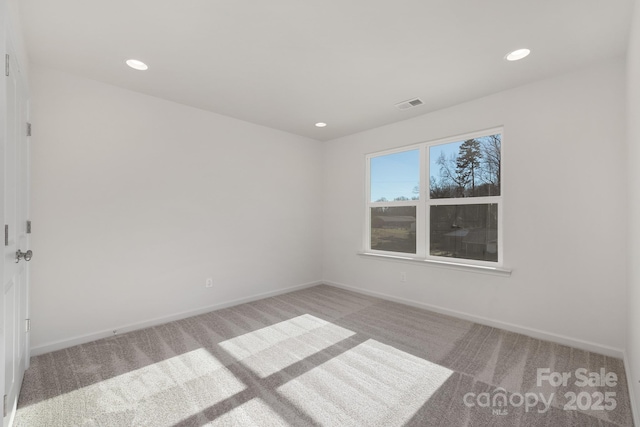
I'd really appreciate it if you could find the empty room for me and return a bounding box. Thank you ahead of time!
[1,0,640,426]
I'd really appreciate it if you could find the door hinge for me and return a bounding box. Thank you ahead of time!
[5,54,9,77]
[4,225,8,246]
[26,122,31,137]
[26,318,31,333]
[26,220,31,234]
[3,394,6,417]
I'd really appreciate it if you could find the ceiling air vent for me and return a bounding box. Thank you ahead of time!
[395,97,424,110]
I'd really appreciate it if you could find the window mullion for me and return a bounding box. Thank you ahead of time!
[416,146,427,257]
[428,196,501,206]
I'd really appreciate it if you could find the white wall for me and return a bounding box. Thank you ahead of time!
[627,0,640,418]
[30,67,323,352]
[323,59,627,354]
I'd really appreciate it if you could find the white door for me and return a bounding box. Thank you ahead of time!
[3,35,30,427]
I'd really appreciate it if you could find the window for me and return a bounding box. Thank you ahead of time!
[365,129,503,267]
[369,149,420,254]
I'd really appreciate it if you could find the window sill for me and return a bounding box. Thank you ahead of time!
[357,252,512,277]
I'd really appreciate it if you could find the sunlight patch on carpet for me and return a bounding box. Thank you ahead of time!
[219,314,355,377]
[17,349,246,427]
[203,397,290,426]
[276,339,453,426]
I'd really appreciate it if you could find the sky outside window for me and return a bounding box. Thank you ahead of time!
[370,134,499,203]
[370,149,419,202]
[429,141,463,183]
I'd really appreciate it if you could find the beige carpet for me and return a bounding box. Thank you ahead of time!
[14,285,634,426]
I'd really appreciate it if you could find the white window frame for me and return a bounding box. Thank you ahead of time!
[365,145,424,258]
[364,127,504,270]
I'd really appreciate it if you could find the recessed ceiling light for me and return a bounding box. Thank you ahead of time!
[126,59,149,71]
[505,49,531,61]
[315,122,327,128]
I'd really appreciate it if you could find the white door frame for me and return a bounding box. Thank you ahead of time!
[1,2,31,425]
[0,0,7,421]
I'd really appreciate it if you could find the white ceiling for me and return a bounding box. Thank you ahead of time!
[18,0,634,141]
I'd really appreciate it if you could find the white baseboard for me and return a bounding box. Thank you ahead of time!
[31,278,626,360]
[324,280,625,359]
[30,280,322,357]
[623,350,640,426]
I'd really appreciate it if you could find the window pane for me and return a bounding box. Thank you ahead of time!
[430,204,498,262]
[370,149,420,202]
[371,206,416,254]
[429,134,501,199]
